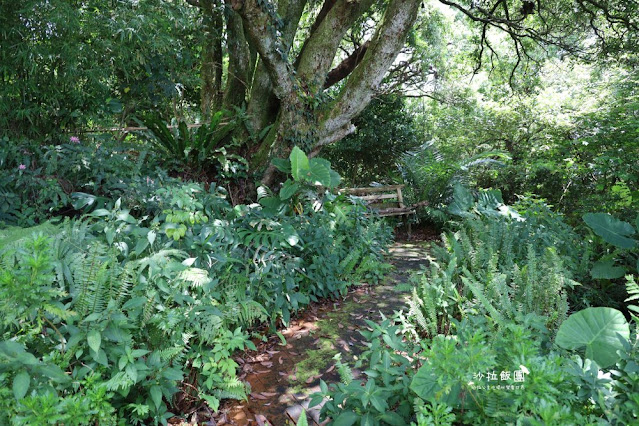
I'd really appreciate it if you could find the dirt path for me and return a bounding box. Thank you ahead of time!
[216,242,430,425]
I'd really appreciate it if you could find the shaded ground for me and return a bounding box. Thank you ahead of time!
[214,241,431,425]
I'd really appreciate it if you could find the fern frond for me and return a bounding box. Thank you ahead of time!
[212,376,249,400]
[462,276,504,325]
[179,267,210,288]
[334,355,353,385]
[626,275,639,320]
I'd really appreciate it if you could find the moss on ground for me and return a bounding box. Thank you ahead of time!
[291,297,365,390]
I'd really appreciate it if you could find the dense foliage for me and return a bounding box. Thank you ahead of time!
[0,143,392,424]
[312,199,639,424]
[3,0,639,424]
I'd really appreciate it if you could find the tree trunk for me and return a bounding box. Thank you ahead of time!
[229,0,422,186]
[223,1,252,109]
[246,0,307,136]
[200,0,223,117]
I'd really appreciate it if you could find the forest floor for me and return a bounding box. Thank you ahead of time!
[209,232,434,425]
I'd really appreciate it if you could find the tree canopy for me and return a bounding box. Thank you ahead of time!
[2,0,639,182]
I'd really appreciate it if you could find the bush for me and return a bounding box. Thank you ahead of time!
[0,149,394,424]
[315,207,639,424]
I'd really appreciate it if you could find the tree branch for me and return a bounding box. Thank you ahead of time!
[323,41,369,89]
[295,0,375,92]
[317,0,422,148]
[231,0,296,101]
[246,0,308,133]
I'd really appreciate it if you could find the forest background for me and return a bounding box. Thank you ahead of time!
[1,0,639,424]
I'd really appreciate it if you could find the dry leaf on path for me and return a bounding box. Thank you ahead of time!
[250,393,268,400]
[255,414,269,426]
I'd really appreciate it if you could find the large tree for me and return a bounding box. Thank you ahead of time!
[189,0,422,184]
[190,0,639,185]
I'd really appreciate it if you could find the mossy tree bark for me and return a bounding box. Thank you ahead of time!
[200,0,223,117]
[194,0,421,186]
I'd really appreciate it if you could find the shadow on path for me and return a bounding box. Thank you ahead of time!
[215,241,431,425]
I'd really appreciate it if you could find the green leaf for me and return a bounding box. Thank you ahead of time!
[290,146,309,181]
[131,349,150,357]
[280,180,300,200]
[296,410,309,426]
[36,364,70,383]
[13,371,30,400]
[332,411,359,426]
[583,213,637,249]
[134,238,149,256]
[329,169,342,188]
[150,385,162,410]
[271,157,291,174]
[94,349,108,366]
[308,160,331,186]
[448,184,475,217]
[380,412,407,425]
[360,414,376,426]
[87,330,101,354]
[71,192,97,210]
[282,224,300,246]
[410,364,440,401]
[201,393,220,412]
[162,367,183,381]
[370,393,388,412]
[259,196,283,211]
[122,297,147,310]
[555,307,630,368]
[590,259,626,279]
[91,208,111,217]
[0,341,38,365]
[126,364,138,383]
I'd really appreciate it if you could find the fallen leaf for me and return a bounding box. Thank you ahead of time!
[278,357,284,365]
[261,392,277,397]
[255,414,268,426]
[260,361,273,368]
[325,365,335,374]
[250,393,268,400]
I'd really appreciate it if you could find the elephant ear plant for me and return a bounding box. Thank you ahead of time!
[583,212,639,279]
[555,306,630,368]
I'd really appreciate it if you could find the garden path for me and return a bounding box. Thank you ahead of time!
[214,240,431,425]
